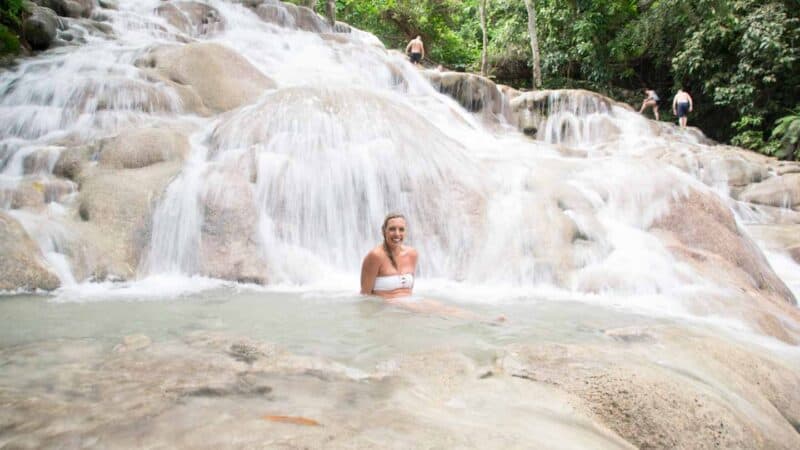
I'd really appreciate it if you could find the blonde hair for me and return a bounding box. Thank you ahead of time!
[381,212,406,269]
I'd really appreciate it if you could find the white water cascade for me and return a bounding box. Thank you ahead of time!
[4,2,800,448]
[0,0,798,338]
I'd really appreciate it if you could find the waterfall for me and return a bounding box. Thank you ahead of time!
[0,0,798,334]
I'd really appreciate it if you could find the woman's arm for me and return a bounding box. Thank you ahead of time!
[360,250,381,295]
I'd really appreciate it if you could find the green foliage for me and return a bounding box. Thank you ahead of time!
[0,0,25,55]
[770,109,800,160]
[338,0,480,69]
[672,1,800,153]
[0,23,19,54]
[1,0,25,28]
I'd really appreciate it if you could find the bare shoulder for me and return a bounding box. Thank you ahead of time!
[364,246,385,262]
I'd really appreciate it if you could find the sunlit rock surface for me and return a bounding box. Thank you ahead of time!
[137,42,276,114]
[496,328,800,449]
[0,212,60,291]
[97,127,189,169]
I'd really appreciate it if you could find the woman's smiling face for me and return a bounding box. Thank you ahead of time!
[383,217,407,248]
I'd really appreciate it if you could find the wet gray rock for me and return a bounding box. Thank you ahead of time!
[509,89,613,138]
[155,1,225,36]
[424,71,510,121]
[22,6,60,50]
[252,1,333,33]
[33,0,92,18]
[0,212,60,291]
[97,0,117,9]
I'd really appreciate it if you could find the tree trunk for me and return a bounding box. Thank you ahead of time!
[325,0,336,27]
[523,0,542,89]
[479,0,488,76]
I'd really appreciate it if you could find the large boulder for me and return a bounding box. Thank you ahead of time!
[495,330,800,450]
[424,71,510,121]
[21,6,60,50]
[198,171,267,284]
[138,42,276,114]
[253,1,333,33]
[653,190,795,305]
[155,1,224,36]
[738,173,800,210]
[694,149,769,188]
[98,128,189,169]
[651,189,800,342]
[0,212,60,291]
[32,0,92,18]
[509,89,615,139]
[73,161,184,281]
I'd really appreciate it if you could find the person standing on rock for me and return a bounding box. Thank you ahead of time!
[672,88,694,128]
[639,88,660,120]
[405,35,425,66]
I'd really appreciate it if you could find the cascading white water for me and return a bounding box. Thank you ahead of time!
[3,3,800,447]
[0,0,797,333]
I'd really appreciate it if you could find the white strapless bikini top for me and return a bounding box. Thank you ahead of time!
[373,273,414,292]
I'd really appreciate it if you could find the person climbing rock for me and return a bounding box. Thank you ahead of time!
[639,88,660,120]
[405,35,425,66]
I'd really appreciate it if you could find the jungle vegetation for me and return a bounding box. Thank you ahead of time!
[322,0,800,159]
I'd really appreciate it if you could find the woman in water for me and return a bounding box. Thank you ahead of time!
[361,212,504,321]
[360,212,417,299]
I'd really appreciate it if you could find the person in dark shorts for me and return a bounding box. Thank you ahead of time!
[405,35,425,65]
[672,88,694,128]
